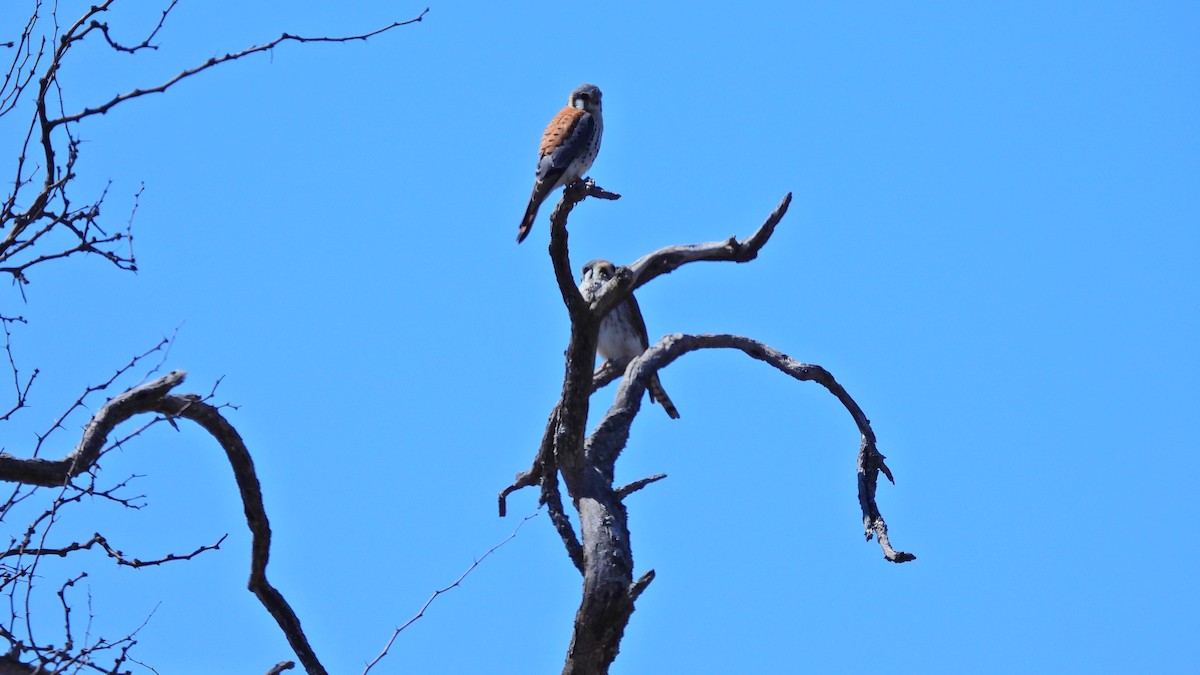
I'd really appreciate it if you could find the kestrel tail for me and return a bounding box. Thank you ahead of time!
[517,83,604,244]
[579,259,681,420]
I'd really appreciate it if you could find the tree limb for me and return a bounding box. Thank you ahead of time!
[0,371,330,673]
[614,474,667,500]
[50,8,431,128]
[592,333,915,563]
[589,193,793,320]
[498,405,585,573]
[0,370,186,486]
[546,178,621,320]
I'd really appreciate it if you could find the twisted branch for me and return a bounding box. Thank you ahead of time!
[591,333,915,563]
[0,371,329,673]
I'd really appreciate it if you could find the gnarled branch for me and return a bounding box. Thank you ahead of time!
[591,333,915,563]
[0,371,328,673]
[589,192,793,319]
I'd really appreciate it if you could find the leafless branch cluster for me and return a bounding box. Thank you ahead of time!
[499,179,915,673]
[0,0,427,295]
[0,338,183,674]
[0,364,324,674]
[0,2,428,673]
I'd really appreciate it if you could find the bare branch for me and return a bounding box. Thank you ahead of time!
[593,333,916,563]
[0,653,41,674]
[0,370,184,485]
[0,370,330,672]
[588,360,624,392]
[362,511,540,675]
[535,408,585,574]
[0,316,36,423]
[628,570,655,602]
[547,178,622,320]
[56,572,85,655]
[622,192,792,296]
[94,0,179,54]
[0,4,428,291]
[579,192,792,341]
[498,405,585,574]
[614,474,667,500]
[498,407,555,517]
[1,532,227,568]
[495,359,629,518]
[151,388,329,673]
[49,8,431,128]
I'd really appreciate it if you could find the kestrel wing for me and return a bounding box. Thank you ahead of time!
[517,106,595,244]
[538,107,596,176]
[626,294,652,351]
[625,294,679,418]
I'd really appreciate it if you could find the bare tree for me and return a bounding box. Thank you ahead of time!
[500,180,917,674]
[1,2,913,673]
[0,3,425,673]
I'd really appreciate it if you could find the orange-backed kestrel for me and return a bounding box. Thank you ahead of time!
[517,84,604,244]
[579,259,680,419]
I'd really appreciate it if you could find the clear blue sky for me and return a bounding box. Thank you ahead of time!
[4,1,1198,672]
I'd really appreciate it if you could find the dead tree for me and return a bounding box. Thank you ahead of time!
[500,180,916,674]
[0,3,425,673]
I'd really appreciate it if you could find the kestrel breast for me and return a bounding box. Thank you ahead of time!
[597,303,646,364]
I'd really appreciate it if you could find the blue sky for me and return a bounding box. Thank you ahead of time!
[3,1,1198,672]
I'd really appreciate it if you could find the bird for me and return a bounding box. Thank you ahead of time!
[517,83,604,244]
[579,259,680,419]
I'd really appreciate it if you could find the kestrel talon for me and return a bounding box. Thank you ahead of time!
[579,259,680,419]
[517,84,604,244]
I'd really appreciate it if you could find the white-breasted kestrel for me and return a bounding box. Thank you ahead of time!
[579,259,680,419]
[517,84,604,244]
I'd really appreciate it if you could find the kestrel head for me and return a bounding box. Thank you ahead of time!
[569,84,603,115]
[581,258,616,283]
[579,259,617,299]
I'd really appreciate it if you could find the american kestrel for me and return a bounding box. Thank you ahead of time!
[517,83,604,244]
[579,259,680,419]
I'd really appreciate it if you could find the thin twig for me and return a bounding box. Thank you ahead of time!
[362,511,540,674]
[50,8,430,128]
